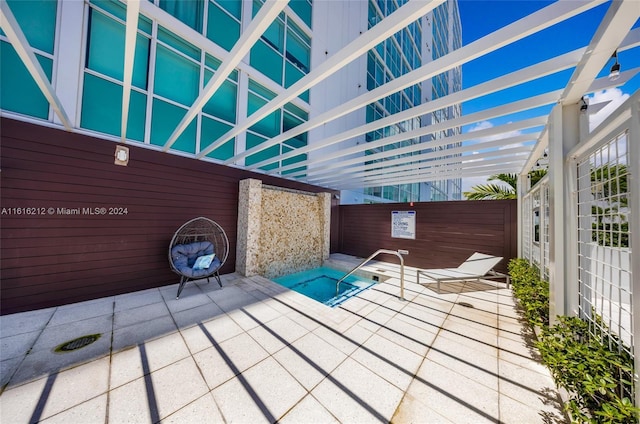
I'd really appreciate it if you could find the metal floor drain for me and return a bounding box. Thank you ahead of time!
[54,334,101,353]
[457,302,474,308]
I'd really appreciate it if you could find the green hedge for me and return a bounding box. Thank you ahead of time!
[507,258,638,423]
[507,258,549,328]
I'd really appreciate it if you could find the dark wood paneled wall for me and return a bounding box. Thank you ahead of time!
[1,118,339,315]
[1,118,517,315]
[339,200,517,273]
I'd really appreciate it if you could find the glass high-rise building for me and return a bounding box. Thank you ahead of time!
[1,0,313,173]
[1,0,461,203]
[362,0,462,203]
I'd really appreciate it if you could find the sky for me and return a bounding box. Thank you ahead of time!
[455,0,640,193]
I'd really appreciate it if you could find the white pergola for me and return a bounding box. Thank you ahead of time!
[2,0,640,407]
[1,0,638,190]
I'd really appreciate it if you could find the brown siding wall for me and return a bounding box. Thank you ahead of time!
[338,200,517,273]
[1,118,339,315]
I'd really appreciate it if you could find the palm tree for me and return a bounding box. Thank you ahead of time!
[463,171,547,200]
[463,173,517,200]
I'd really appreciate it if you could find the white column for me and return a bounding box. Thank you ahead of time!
[548,105,564,322]
[628,97,640,409]
[517,173,528,257]
[52,0,85,127]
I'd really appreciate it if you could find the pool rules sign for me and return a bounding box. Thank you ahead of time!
[391,211,416,239]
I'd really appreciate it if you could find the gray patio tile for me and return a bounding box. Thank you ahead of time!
[47,297,114,326]
[408,359,500,424]
[212,357,306,423]
[217,332,270,374]
[208,284,261,312]
[36,357,110,421]
[0,329,41,361]
[194,332,269,391]
[497,329,536,358]
[355,305,395,332]
[409,292,456,315]
[435,322,498,358]
[30,314,112,354]
[279,394,339,424]
[161,285,213,314]
[11,324,112,385]
[0,356,22,387]
[40,394,107,424]
[191,278,224,296]
[351,333,423,391]
[284,307,322,332]
[498,360,559,404]
[192,346,237,390]
[246,315,308,354]
[161,393,225,424]
[312,324,361,356]
[107,374,153,423]
[499,391,566,424]
[145,331,191,369]
[0,374,49,423]
[114,288,163,312]
[225,300,282,331]
[343,322,375,346]
[397,301,449,326]
[441,314,497,347]
[498,348,548,374]
[112,315,177,352]
[273,332,347,390]
[113,302,170,330]
[148,357,210,421]
[375,317,435,356]
[180,314,244,355]
[392,392,456,424]
[0,307,55,338]
[312,357,404,423]
[172,302,225,329]
[109,345,143,390]
[427,337,499,391]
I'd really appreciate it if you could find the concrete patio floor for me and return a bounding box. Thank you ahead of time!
[0,254,567,423]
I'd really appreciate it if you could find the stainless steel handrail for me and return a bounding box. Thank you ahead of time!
[335,249,405,300]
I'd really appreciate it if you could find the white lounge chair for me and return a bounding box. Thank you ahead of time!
[416,252,510,292]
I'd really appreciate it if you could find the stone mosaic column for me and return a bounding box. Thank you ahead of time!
[318,192,331,261]
[236,178,262,276]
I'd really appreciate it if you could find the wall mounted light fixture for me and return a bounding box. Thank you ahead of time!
[609,50,620,81]
[114,145,129,166]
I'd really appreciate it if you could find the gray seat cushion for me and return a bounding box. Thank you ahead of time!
[171,241,222,278]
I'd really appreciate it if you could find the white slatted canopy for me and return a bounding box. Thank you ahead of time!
[2,0,639,195]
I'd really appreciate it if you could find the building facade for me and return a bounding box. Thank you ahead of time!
[361,0,463,203]
[1,0,461,204]
[1,0,312,172]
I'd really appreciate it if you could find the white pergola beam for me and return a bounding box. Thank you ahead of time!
[121,0,140,143]
[303,120,545,181]
[226,0,606,166]
[196,0,446,158]
[280,91,556,178]
[252,47,584,173]
[560,0,640,105]
[521,66,640,174]
[312,143,534,186]
[310,136,538,185]
[163,0,290,151]
[339,161,526,190]
[0,1,72,130]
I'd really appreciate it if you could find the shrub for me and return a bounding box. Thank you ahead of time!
[507,258,638,423]
[536,317,637,423]
[507,258,549,328]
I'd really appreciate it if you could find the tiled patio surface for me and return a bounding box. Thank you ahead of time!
[0,254,567,423]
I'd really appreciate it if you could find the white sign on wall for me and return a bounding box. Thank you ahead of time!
[391,211,416,239]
